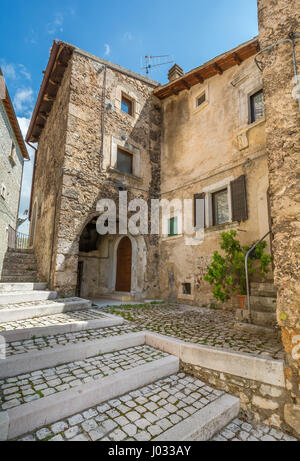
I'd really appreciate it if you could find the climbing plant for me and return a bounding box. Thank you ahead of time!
[204,229,272,303]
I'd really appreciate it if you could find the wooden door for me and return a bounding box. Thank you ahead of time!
[115,237,132,292]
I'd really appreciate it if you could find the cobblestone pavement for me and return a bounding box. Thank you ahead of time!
[213,418,298,441]
[0,345,166,411]
[0,297,84,311]
[4,324,141,356]
[16,373,225,441]
[102,303,284,360]
[0,308,105,332]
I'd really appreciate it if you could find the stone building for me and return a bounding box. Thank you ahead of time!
[0,68,29,274]
[26,37,271,305]
[26,43,162,299]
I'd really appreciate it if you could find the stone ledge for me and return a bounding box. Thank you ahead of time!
[145,332,285,387]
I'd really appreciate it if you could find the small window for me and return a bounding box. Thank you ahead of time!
[212,189,229,226]
[168,217,178,237]
[196,93,206,107]
[116,148,133,175]
[250,89,264,123]
[121,94,133,116]
[182,283,191,295]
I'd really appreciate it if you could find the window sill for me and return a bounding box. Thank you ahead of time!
[108,167,142,182]
[193,100,209,115]
[161,234,183,242]
[205,221,240,234]
[238,117,265,135]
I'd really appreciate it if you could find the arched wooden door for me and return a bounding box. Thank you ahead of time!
[115,237,132,292]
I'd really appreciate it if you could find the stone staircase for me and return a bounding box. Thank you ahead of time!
[0,249,39,283]
[234,281,279,337]
[0,281,240,441]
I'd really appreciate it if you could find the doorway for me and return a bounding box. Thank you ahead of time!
[115,236,132,292]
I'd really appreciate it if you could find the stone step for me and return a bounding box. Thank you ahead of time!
[0,290,57,305]
[0,297,92,323]
[235,309,277,327]
[250,295,277,311]
[233,321,280,339]
[1,269,38,277]
[7,249,34,255]
[251,282,277,297]
[98,293,136,303]
[0,275,39,283]
[8,372,239,442]
[0,283,48,293]
[0,345,180,440]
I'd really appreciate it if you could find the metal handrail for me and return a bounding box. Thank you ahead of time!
[245,230,271,322]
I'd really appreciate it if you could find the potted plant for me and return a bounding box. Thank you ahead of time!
[204,230,272,308]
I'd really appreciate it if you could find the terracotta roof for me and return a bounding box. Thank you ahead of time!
[154,37,260,100]
[0,68,29,159]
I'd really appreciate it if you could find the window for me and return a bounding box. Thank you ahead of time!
[168,217,178,237]
[196,93,206,107]
[212,189,229,225]
[250,89,264,123]
[116,148,133,175]
[121,94,133,116]
[182,283,191,295]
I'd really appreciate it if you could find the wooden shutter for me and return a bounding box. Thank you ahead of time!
[231,175,248,222]
[194,193,205,229]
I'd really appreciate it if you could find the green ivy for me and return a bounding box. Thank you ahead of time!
[204,230,272,303]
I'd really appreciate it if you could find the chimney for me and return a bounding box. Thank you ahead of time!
[168,64,184,82]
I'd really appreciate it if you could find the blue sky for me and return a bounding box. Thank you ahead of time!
[0,0,258,232]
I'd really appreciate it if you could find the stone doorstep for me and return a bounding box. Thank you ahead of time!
[0,332,146,378]
[3,355,180,440]
[0,298,92,323]
[154,394,240,441]
[1,313,124,343]
[0,283,48,293]
[0,291,57,305]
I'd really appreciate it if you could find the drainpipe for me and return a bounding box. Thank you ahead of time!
[255,32,300,112]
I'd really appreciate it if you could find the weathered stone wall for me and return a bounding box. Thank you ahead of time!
[257,0,300,437]
[159,57,272,305]
[30,61,72,283]
[181,360,292,434]
[51,51,162,296]
[0,102,24,274]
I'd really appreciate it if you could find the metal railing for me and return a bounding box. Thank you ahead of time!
[245,230,271,323]
[7,225,29,250]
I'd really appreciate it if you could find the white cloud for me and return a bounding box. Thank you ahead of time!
[104,44,111,57]
[47,12,64,35]
[1,62,16,80]
[18,64,31,80]
[13,88,34,115]
[17,116,30,139]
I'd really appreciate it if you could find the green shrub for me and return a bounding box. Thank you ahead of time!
[204,230,272,303]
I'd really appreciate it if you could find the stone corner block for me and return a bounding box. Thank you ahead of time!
[0,412,9,441]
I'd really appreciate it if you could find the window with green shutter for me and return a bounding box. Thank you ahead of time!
[168,217,178,237]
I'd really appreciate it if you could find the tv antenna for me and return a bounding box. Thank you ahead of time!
[141,55,174,75]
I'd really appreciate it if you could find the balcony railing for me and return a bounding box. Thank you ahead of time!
[7,226,29,250]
